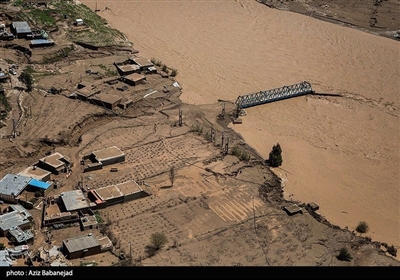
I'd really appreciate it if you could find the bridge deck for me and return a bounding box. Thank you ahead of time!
[235,81,313,109]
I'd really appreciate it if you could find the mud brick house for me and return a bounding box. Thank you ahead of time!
[88,92,122,110]
[37,152,73,175]
[120,73,146,86]
[82,146,125,172]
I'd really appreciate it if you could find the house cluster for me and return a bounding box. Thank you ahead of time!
[0,146,148,265]
[0,244,29,267]
[0,20,54,48]
[0,152,73,246]
[70,55,166,111]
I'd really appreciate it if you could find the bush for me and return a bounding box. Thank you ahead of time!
[0,243,5,250]
[149,232,168,251]
[387,245,397,257]
[19,70,33,92]
[170,69,178,77]
[161,65,169,74]
[231,146,250,161]
[34,191,43,197]
[268,143,283,167]
[356,221,369,233]
[337,247,352,262]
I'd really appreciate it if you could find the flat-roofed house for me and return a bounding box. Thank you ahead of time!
[82,146,125,173]
[88,92,122,110]
[129,56,154,71]
[0,205,33,236]
[89,180,149,207]
[59,190,90,212]
[18,166,51,182]
[37,152,73,175]
[0,174,31,203]
[62,234,101,259]
[27,179,53,196]
[10,22,32,39]
[114,63,140,76]
[90,146,125,166]
[0,250,13,267]
[121,73,146,86]
[7,226,34,244]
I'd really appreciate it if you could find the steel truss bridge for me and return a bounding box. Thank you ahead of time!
[235,81,314,109]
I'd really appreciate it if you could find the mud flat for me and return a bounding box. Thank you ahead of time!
[81,0,400,252]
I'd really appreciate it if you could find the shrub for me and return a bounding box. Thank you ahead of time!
[356,221,369,233]
[387,245,397,257]
[161,65,169,74]
[149,232,168,251]
[231,146,250,161]
[337,247,352,262]
[34,191,43,197]
[170,69,178,77]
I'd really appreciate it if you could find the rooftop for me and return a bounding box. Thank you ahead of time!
[92,146,124,162]
[90,92,122,105]
[8,226,34,243]
[93,185,123,201]
[28,179,51,190]
[18,166,51,181]
[30,39,55,45]
[130,57,154,67]
[60,190,90,212]
[0,205,33,232]
[116,64,140,72]
[0,174,32,197]
[80,215,98,226]
[123,73,146,82]
[39,152,67,168]
[0,250,13,267]
[63,234,100,253]
[115,180,143,195]
[12,21,31,33]
[76,87,100,98]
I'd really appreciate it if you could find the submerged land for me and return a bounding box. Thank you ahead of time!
[0,0,399,267]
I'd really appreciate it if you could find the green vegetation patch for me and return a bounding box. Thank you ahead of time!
[0,93,11,114]
[28,9,56,27]
[16,1,131,47]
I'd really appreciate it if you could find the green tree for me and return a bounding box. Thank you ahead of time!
[19,70,33,92]
[268,143,283,167]
[0,243,5,250]
[337,247,352,262]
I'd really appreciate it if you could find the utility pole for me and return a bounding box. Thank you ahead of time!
[224,138,229,155]
[12,118,16,138]
[129,242,132,265]
[179,109,182,126]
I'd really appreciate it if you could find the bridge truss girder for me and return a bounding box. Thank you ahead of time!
[235,81,313,109]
